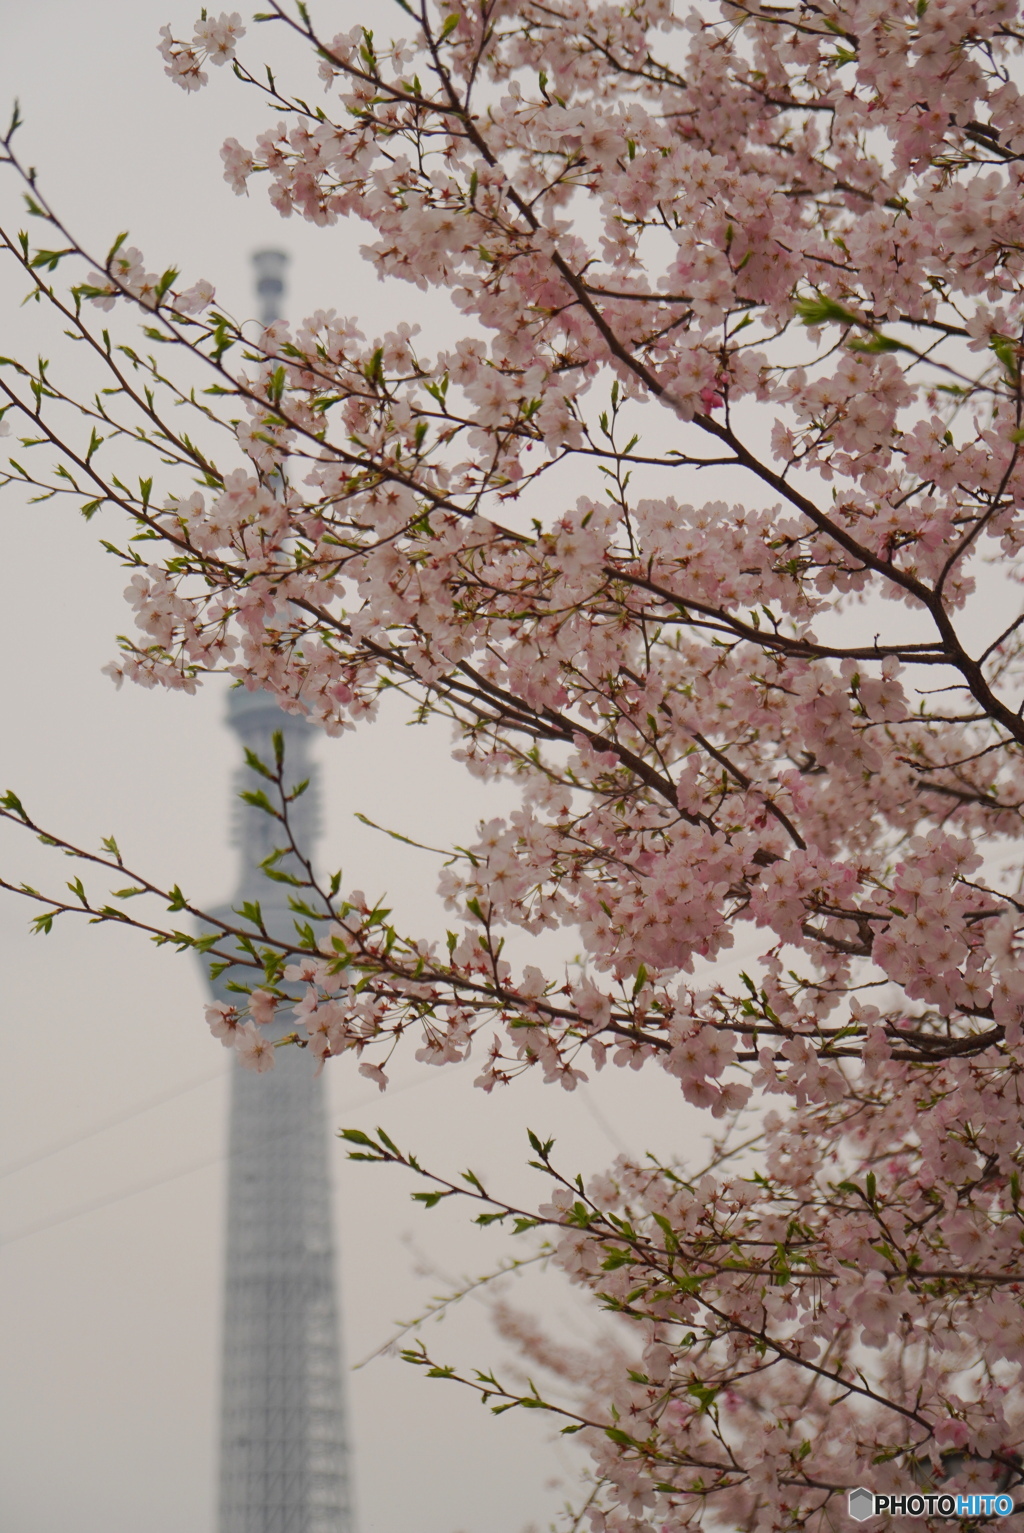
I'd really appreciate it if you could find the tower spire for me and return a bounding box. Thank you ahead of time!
[206,254,354,1533]
[252,249,288,327]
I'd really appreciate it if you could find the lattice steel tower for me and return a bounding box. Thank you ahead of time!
[204,252,354,1533]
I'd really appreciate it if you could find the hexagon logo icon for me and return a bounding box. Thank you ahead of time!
[848,1488,875,1521]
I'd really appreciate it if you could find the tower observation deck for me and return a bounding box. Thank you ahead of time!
[205,254,354,1533]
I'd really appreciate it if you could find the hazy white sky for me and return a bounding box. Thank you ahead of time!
[0,5,731,1532]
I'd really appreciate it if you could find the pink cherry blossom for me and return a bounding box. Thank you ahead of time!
[7,0,1024,1521]
[234,1024,275,1074]
[205,1001,242,1047]
[247,989,277,1028]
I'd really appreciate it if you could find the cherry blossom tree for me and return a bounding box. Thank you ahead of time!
[4,0,1024,1524]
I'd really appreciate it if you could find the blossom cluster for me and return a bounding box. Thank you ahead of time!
[157,10,245,92]
[6,0,1024,1523]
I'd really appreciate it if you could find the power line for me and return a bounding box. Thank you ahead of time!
[0,1064,465,1250]
[578,1088,632,1157]
[0,1067,226,1182]
[1,930,771,1191]
[0,1152,221,1248]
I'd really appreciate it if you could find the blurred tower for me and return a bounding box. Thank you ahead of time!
[252,250,288,328]
[207,252,354,1533]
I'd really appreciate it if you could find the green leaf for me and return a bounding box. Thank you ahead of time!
[793,295,859,328]
[106,231,129,266]
[439,11,460,39]
[236,901,267,932]
[29,247,74,273]
[991,334,1020,379]
[338,1127,379,1148]
[675,1273,703,1294]
[651,1211,680,1255]
[687,1382,720,1413]
[847,333,902,354]
[242,745,274,781]
[239,789,278,816]
[156,267,179,303]
[412,1190,450,1208]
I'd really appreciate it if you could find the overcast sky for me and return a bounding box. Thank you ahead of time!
[0,6,746,1532]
